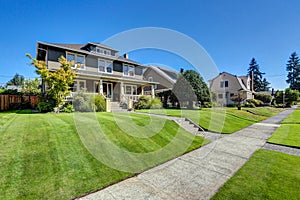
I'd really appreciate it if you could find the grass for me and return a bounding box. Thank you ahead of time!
[0,111,208,199]
[136,107,283,133]
[212,149,300,200]
[268,109,300,148]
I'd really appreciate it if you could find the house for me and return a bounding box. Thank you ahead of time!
[209,72,253,105]
[36,41,157,110]
[143,65,178,93]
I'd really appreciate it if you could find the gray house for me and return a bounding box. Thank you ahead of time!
[36,41,156,110]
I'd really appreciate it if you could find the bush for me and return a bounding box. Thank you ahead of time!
[245,99,263,107]
[203,102,212,108]
[94,95,106,112]
[73,92,95,112]
[135,96,151,110]
[37,101,54,113]
[255,93,272,103]
[61,103,74,113]
[150,98,162,109]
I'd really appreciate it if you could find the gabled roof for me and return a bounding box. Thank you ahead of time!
[146,66,178,84]
[37,41,141,66]
[209,71,251,92]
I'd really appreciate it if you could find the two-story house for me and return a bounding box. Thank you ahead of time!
[36,41,156,110]
[209,72,253,105]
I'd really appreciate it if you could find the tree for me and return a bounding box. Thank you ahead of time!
[286,52,300,90]
[172,70,210,108]
[22,78,41,95]
[6,73,25,86]
[247,58,265,92]
[26,54,77,111]
[285,88,299,106]
[260,78,270,91]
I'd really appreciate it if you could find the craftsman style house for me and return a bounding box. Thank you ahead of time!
[36,42,156,110]
[209,72,253,105]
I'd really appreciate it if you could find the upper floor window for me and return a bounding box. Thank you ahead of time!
[98,59,113,73]
[220,80,229,88]
[123,64,135,76]
[148,77,153,82]
[96,47,111,56]
[66,52,85,70]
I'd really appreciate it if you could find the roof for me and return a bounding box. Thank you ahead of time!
[146,66,178,84]
[85,42,119,52]
[37,41,142,66]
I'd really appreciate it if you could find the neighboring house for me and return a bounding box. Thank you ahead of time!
[7,85,22,92]
[36,41,156,109]
[209,72,253,105]
[143,65,178,93]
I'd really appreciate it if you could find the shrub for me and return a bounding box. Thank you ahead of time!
[203,102,212,108]
[150,98,162,109]
[61,103,74,113]
[245,99,263,107]
[37,101,54,113]
[255,93,272,103]
[73,92,95,112]
[135,96,151,110]
[94,95,106,112]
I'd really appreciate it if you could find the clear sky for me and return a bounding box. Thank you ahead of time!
[1,0,300,90]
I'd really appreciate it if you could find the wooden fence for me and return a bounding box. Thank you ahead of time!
[0,95,39,111]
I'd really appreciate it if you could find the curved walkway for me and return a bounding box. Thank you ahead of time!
[79,108,295,200]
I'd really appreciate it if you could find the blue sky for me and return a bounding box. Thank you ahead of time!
[1,0,300,90]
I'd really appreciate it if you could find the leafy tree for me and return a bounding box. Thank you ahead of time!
[285,88,299,106]
[26,54,77,111]
[22,78,41,95]
[172,70,210,108]
[6,73,25,86]
[247,58,265,92]
[286,52,300,90]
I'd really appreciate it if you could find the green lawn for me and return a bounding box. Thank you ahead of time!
[0,111,208,199]
[212,149,300,200]
[268,109,300,147]
[137,107,283,133]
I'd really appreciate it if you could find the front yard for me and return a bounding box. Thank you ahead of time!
[212,149,300,200]
[0,111,208,199]
[268,109,300,147]
[137,107,283,133]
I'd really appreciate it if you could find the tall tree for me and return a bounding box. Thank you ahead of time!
[6,73,25,86]
[22,78,41,95]
[247,58,265,92]
[260,78,270,91]
[26,54,77,110]
[172,70,210,108]
[286,52,300,90]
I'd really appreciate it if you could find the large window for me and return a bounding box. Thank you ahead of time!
[220,80,229,88]
[66,52,85,69]
[123,64,135,76]
[98,60,113,73]
[73,80,86,92]
[125,85,137,95]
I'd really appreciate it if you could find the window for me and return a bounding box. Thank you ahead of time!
[96,47,111,56]
[66,52,85,69]
[148,77,153,82]
[125,85,137,95]
[73,80,86,92]
[220,80,229,88]
[123,64,134,76]
[94,81,99,93]
[218,93,223,99]
[98,60,113,73]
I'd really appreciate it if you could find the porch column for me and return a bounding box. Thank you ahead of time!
[141,86,144,95]
[120,81,124,102]
[99,79,103,95]
[151,85,155,99]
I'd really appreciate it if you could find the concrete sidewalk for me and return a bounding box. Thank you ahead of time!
[79,108,295,200]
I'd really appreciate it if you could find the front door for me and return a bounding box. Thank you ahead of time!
[103,82,113,99]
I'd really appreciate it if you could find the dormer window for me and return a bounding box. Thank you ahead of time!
[220,80,229,88]
[66,52,85,70]
[96,47,111,56]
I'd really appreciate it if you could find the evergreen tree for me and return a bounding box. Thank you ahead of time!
[260,78,270,91]
[247,58,265,92]
[286,52,300,90]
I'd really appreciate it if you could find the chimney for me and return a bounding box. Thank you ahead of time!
[180,68,184,73]
[123,53,128,59]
